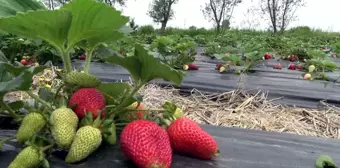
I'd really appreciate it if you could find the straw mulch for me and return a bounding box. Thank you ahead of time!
[139,84,340,139]
[4,68,340,139]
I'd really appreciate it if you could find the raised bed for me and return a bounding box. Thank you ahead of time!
[66,59,340,109]
[0,123,339,168]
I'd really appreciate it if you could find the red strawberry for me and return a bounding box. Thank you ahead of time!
[188,63,198,70]
[264,53,272,60]
[120,120,172,168]
[273,63,282,69]
[120,50,125,54]
[68,88,106,119]
[20,59,27,65]
[167,117,219,160]
[79,55,86,60]
[288,63,296,70]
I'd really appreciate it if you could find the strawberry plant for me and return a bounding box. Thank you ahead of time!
[0,0,220,167]
[150,36,196,69]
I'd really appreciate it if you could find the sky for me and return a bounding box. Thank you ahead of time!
[120,0,340,32]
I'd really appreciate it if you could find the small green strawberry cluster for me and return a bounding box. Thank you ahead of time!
[5,71,117,167]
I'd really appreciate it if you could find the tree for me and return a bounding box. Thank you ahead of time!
[202,0,242,33]
[148,0,179,34]
[259,0,306,33]
[240,7,261,29]
[221,19,230,30]
[43,0,128,10]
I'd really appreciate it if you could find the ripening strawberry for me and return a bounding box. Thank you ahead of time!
[120,120,172,168]
[167,117,219,160]
[126,102,146,121]
[68,88,107,119]
[8,146,43,168]
[50,107,79,149]
[16,112,47,143]
[188,63,198,70]
[65,125,102,163]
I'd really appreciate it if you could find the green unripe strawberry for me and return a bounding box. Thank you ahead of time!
[50,107,79,149]
[65,72,101,88]
[16,112,47,143]
[65,125,102,163]
[8,146,43,168]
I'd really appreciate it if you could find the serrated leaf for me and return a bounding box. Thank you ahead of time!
[0,10,72,50]
[105,44,184,86]
[97,83,134,107]
[61,0,129,48]
[0,0,47,17]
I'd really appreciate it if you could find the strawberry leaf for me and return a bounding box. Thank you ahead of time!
[105,44,184,86]
[0,62,46,98]
[61,0,129,49]
[0,0,47,17]
[0,10,72,50]
[97,83,135,108]
[0,0,129,52]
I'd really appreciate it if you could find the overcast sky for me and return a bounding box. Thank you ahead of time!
[120,0,340,32]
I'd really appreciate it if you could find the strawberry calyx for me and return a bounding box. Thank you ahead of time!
[80,110,113,135]
[212,149,220,158]
[150,164,166,168]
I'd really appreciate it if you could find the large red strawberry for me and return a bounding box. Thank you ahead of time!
[68,88,106,119]
[167,117,219,160]
[120,120,172,168]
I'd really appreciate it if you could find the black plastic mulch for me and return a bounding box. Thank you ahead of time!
[70,54,340,109]
[1,125,339,168]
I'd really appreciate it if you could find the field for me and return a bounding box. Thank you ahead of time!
[0,0,340,168]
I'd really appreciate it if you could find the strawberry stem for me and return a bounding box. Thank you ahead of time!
[83,48,95,74]
[0,137,15,145]
[109,83,144,116]
[59,48,72,73]
[26,91,53,110]
[40,143,54,152]
[0,100,20,121]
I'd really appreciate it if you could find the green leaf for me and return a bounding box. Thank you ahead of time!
[315,155,338,168]
[7,100,24,111]
[0,0,47,17]
[0,50,8,63]
[61,0,129,49]
[103,121,117,145]
[0,62,46,97]
[38,88,54,102]
[0,10,72,50]
[105,44,184,86]
[97,83,135,107]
